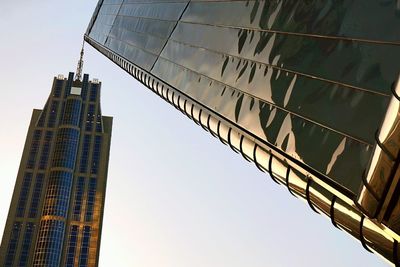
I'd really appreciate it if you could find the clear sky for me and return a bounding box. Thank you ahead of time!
[0,1,390,266]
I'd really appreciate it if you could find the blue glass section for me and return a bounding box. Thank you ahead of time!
[52,128,80,169]
[18,222,35,267]
[53,79,63,98]
[28,173,44,218]
[47,100,59,128]
[78,226,91,267]
[27,130,42,169]
[91,136,102,175]
[33,220,65,266]
[79,135,91,173]
[85,178,97,222]
[73,177,85,221]
[81,74,89,100]
[16,173,33,217]
[62,98,82,126]
[96,113,103,132]
[4,222,22,267]
[65,225,79,267]
[85,104,95,131]
[79,103,87,128]
[89,84,98,102]
[42,171,73,217]
[65,72,74,98]
[39,131,53,170]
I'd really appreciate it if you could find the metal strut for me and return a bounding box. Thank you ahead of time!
[75,40,85,81]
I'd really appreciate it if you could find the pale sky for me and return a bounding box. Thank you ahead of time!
[0,1,389,266]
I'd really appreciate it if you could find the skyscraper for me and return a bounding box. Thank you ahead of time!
[0,71,112,266]
[85,1,400,264]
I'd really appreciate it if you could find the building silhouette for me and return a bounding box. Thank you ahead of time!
[0,72,112,266]
[84,1,400,265]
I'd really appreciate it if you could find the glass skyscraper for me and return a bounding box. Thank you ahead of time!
[85,1,400,265]
[0,72,112,267]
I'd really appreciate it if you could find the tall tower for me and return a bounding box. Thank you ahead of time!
[0,72,112,267]
[84,0,400,264]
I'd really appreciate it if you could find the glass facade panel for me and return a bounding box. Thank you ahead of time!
[53,80,63,98]
[18,222,35,267]
[52,128,80,169]
[65,225,79,267]
[33,220,65,266]
[85,2,400,263]
[79,135,91,173]
[47,100,59,128]
[28,173,45,218]
[85,178,97,222]
[16,173,33,218]
[27,130,42,169]
[42,171,73,217]
[72,177,86,221]
[4,222,22,267]
[62,99,82,126]
[86,104,95,131]
[39,131,53,170]
[78,226,91,267]
[91,136,102,175]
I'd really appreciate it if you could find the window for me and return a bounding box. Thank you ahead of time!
[65,225,79,267]
[27,130,42,169]
[47,100,59,127]
[91,136,102,175]
[85,178,97,222]
[89,84,98,102]
[79,135,91,173]
[39,131,53,170]
[4,222,22,267]
[52,128,80,169]
[78,226,91,267]
[18,222,35,267]
[33,220,65,266]
[28,173,44,218]
[85,104,95,131]
[62,99,82,126]
[16,173,33,217]
[53,80,63,97]
[42,171,73,217]
[72,177,85,221]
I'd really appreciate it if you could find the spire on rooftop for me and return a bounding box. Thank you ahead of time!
[75,40,84,81]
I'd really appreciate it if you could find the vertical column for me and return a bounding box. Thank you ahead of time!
[33,95,82,267]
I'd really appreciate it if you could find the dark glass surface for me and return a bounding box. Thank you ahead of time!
[33,220,65,266]
[4,222,22,267]
[39,131,53,170]
[42,171,73,217]
[86,104,96,131]
[16,173,33,218]
[86,0,400,195]
[85,178,97,222]
[18,222,35,267]
[27,130,42,169]
[28,174,44,218]
[47,100,59,128]
[65,225,79,267]
[78,226,91,267]
[52,128,80,169]
[62,99,82,126]
[79,135,91,173]
[72,177,85,221]
[91,136,102,175]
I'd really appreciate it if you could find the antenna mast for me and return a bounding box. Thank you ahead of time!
[75,40,85,81]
